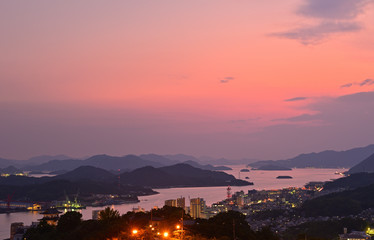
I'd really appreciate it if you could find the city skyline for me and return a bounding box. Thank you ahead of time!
[1,0,374,160]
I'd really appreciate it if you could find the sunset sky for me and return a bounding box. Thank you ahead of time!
[1,0,374,160]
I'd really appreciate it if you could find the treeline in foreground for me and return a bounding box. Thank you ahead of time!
[24,206,278,240]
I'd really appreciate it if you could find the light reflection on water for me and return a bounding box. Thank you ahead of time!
[0,166,344,239]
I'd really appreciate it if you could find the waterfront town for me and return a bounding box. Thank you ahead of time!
[5,181,374,240]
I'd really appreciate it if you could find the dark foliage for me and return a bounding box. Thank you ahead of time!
[24,207,280,240]
[57,211,82,233]
[191,211,257,240]
[323,172,374,191]
[302,183,374,217]
[23,220,57,240]
[283,218,368,240]
[256,227,279,240]
[302,197,362,217]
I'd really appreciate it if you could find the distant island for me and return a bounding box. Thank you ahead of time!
[119,163,251,188]
[252,164,292,171]
[240,169,250,172]
[276,176,293,179]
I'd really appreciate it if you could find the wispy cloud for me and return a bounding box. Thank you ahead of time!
[272,0,373,45]
[272,113,320,122]
[297,0,372,20]
[359,78,374,86]
[220,77,235,83]
[340,78,374,88]
[280,91,374,124]
[273,21,362,45]
[284,97,308,102]
[341,83,354,88]
[229,117,261,124]
[256,91,374,156]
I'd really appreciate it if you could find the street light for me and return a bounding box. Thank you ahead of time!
[163,232,169,237]
[176,225,180,230]
[132,229,138,235]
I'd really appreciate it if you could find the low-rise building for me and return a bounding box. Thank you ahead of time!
[10,222,38,240]
[40,208,62,225]
[339,231,371,240]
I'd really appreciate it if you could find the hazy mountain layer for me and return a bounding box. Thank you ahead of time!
[249,144,374,168]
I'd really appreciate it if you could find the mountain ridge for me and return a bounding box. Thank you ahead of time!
[120,163,251,188]
[249,144,374,168]
[348,152,374,174]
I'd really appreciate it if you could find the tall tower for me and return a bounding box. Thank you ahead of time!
[227,186,232,199]
[118,169,121,191]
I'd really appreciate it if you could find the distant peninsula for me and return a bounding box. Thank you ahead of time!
[182,160,232,171]
[0,164,251,204]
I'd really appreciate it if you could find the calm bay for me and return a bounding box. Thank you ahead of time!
[0,166,344,239]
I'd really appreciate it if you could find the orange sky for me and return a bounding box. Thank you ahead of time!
[1,0,374,160]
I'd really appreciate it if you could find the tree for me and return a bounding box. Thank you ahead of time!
[191,211,257,240]
[24,219,57,240]
[74,220,108,240]
[98,207,120,222]
[255,227,279,240]
[97,207,124,239]
[57,211,82,233]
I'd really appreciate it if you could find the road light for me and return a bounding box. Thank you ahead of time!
[163,232,169,237]
[132,229,138,235]
[176,225,180,229]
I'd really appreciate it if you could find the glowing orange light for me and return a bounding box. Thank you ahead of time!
[163,232,169,237]
[132,230,138,234]
[176,225,180,229]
